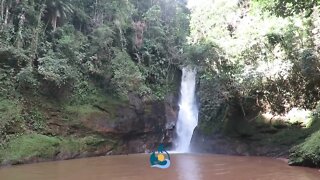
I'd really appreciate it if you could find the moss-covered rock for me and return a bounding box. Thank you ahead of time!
[289,130,320,167]
[0,134,60,164]
[192,107,315,157]
[0,134,115,165]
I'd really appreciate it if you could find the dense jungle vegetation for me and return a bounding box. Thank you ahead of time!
[1,0,320,167]
[0,0,189,164]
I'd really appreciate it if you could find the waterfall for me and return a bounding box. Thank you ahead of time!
[175,67,198,153]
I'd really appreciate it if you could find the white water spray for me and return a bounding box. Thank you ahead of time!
[175,67,198,153]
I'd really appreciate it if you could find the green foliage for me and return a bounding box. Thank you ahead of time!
[270,128,307,146]
[0,98,24,146]
[45,0,74,31]
[0,25,15,46]
[0,134,60,163]
[0,47,29,68]
[53,25,87,62]
[0,0,188,101]
[134,0,189,99]
[59,135,108,154]
[254,0,318,17]
[3,0,320,168]
[299,49,320,81]
[16,66,39,91]
[111,50,149,97]
[193,0,320,135]
[69,80,93,104]
[0,99,22,123]
[89,25,114,55]
[0,68,16,97]
[0,134,111,164]
[0,0,190,165]
[84,25,114,77]
[186,6,320,167]
[65,85,128,123]
[289,130,320,167]
[23,108,46,132]
[38,55,78,87]
[283,104,320,161]
[64,104,100,118]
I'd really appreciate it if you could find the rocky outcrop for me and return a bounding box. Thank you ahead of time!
[0,93,179,167]
[191,127,290,157]
[81,94,179,154]
[191,128,251,155]
[191,98,294,158]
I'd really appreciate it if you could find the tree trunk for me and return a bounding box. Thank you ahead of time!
[94,0,98,24]
[0,0,4,22]
[4,5,9,24]
[52,14,57,31]
[30,4,45,61]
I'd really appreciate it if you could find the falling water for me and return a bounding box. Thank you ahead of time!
[175,67,198,153]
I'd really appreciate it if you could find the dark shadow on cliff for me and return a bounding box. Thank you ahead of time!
[191,98,320,163]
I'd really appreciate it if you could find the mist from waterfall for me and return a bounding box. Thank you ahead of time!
[175,67,198,153]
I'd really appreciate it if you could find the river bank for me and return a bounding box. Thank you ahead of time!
[0,92,179,166]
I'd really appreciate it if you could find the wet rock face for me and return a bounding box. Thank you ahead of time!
[191,127,291,157]
[82,94,179,154]
[190,96,291,157]
[191,127,250,155]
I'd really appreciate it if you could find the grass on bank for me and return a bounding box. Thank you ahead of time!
[0,134,108,164]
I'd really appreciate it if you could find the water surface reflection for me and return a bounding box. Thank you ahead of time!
[0,154,319,180]
[176,154,202,180]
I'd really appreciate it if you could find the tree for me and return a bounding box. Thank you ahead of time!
[45,0,73,31]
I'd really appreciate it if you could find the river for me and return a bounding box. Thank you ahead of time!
[0,154,319,180]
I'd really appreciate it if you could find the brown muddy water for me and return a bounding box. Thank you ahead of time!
[0,154,319,180]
